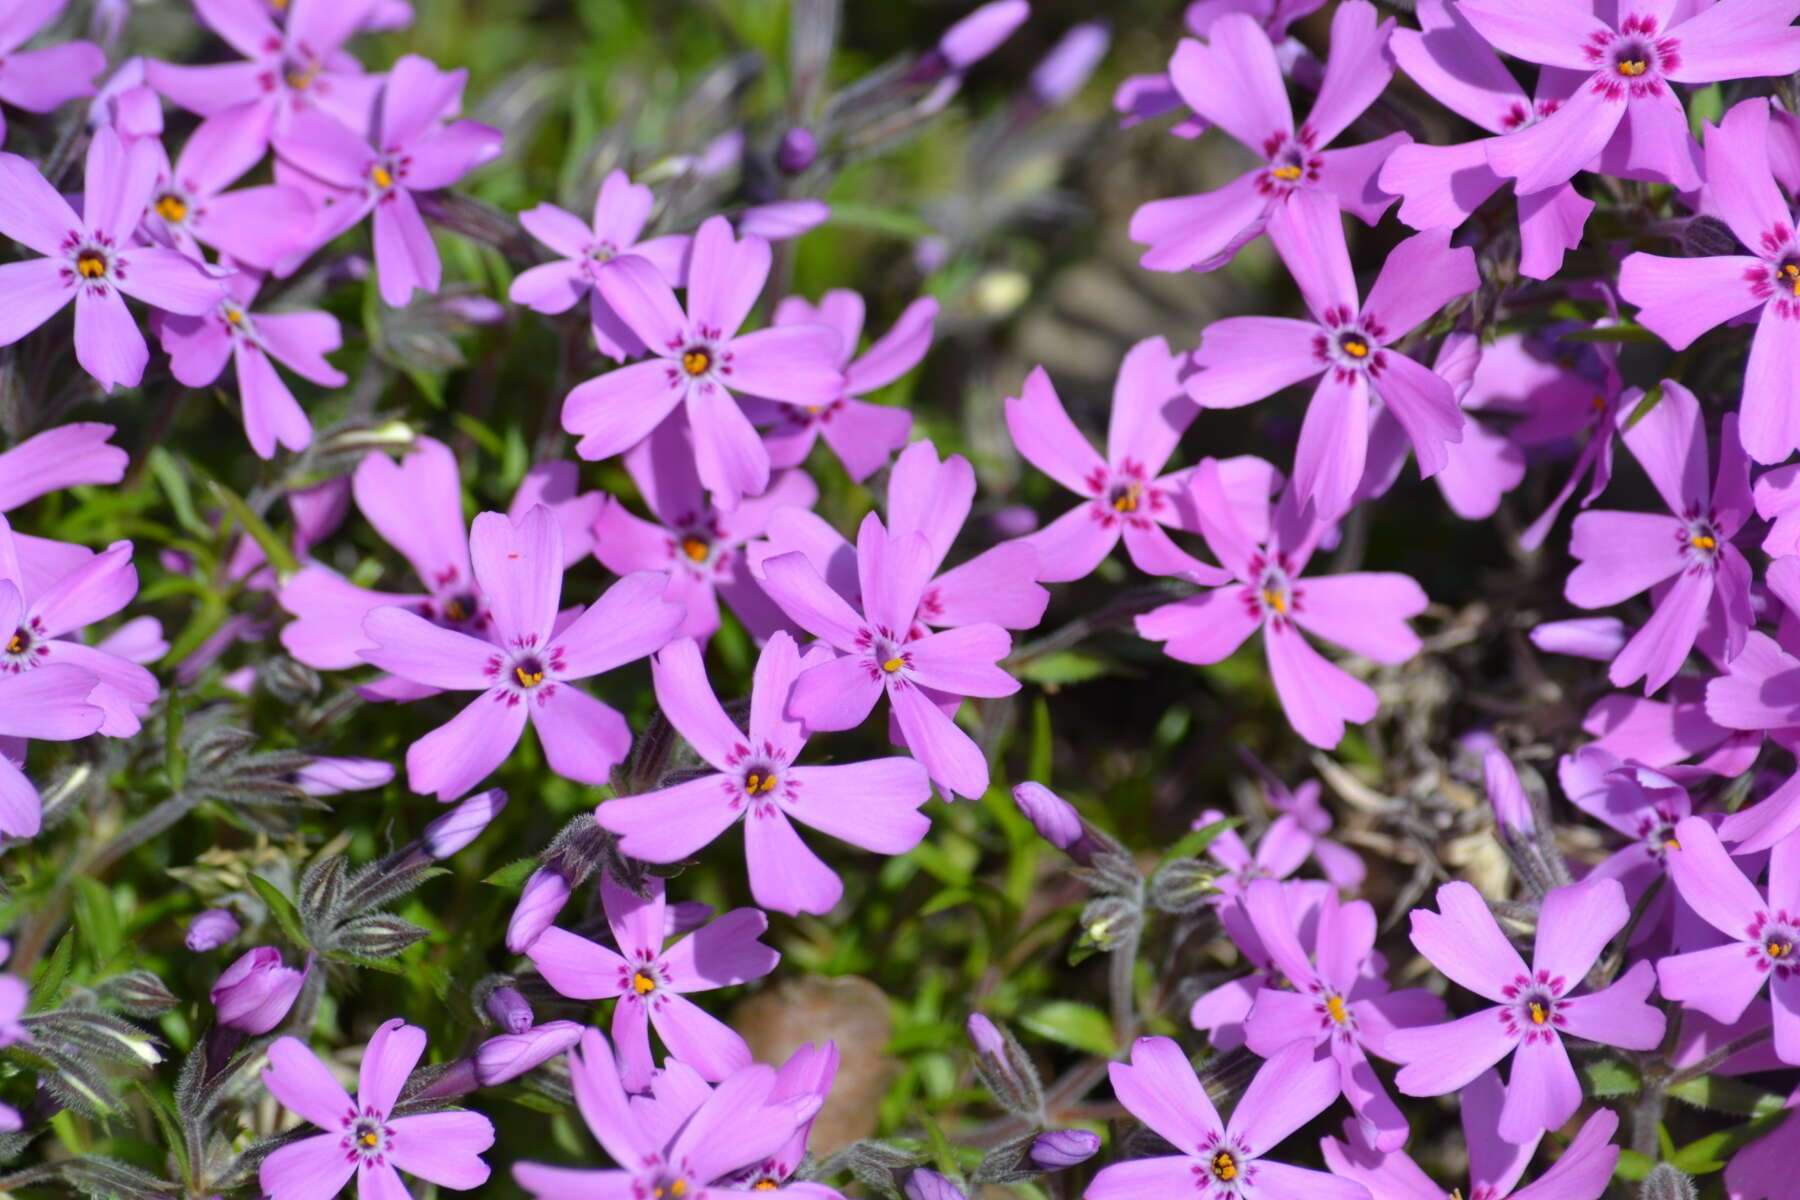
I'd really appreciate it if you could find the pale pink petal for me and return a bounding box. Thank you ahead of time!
[405,690,528,800]
[1565,510,1686,607]
[1619,252,1765,352]
[73,287,148,393]
[262,1036,355,1128]
[372,188,440,306]
[1409,880,1528,1001]
[1455,0,1613,69]
[1389,1008,1518,1096]
[1129,172,1271,273]
[1487,84,1626,193]
[549,570,684,679]
[1368,350,1465,482]
[236,343,312,459]
[260,1132,357,1200]
[563,360,685,461]
[386,1111,493,1190]
[1167,20,1292,151]
[352,437,471,591]
[725,325,844,407]
[788,654,883,732]
[359,607,494,690]
[927,543,1048,629]
[1666,815,1766,937]
[1517,182,1594,280]
[1186,316,1322,410]
[745,806,842,915]
[649,637,743,770]
[598,774,744,862]
[0,258,71,349]
[1657,941,1770,1023]
[1497,1031,1581,1143]
[1290,572,1425,664]
[525,927,630,1000]
[1363,228,1479,339]
[646,991,753,1082]
[1266,187,1359,326]
[531,685,630,786]
[1305,0,1396,147]
[659,907,776,991]
[781,760,931,852]
[904,625,1017,698]
[594,253,688,351]
[1004,367,1106,496]
[1137,587,1260,665]
[1106,1036,1222,1155]
[359,1018,426,1116]
[1293,371,1372,521]
[1742,302,1800,465]
[890,683,988,799]
[0,153,81,255]
[1663,0,1800,82]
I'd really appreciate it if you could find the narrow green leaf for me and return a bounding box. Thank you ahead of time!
[1154,817,1239,874]
[206,480,300,579]
[1019,1000,1115,1056]
[249,875,309,949]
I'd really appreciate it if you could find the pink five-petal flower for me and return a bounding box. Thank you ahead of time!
[596,632,932,915]
[1322,1069,1620,1200]
[751,438,1049,635]
[1128,0,1409,273]
[1386,878,1666,1144]
[158,263,346,458]
[1621,98,1800,463]
[0,423,126,513]
[1557,747,1696,946]
[359,504,684,799]
[1241,880,1444,1152]
[1113,0,1326,137]
[1563,379,1754,694]
[147,0,385,140]
[0,0,105,146]
[1190,188,1476,519]
[0,513,157,740]
[1005,338,1280,584]
[0,656,104,838]
[1467,0,1800,195]
[1238,751,1365,888]
[525,875,778,1091]
[279,438,599,674]
[512,1027,818,1200]
[594,418,815,644]
[563,215,843,510]
[758,511,1020,800]
[259,1018,494,1200]
[1137,461,1427,750]
[510,168,693,362]
[759,289,934,483]
[1381,0,1593,280]
[272,54,502,306]
[0,126,225,392]
[1084,1036,1366,1200]
[141,103,317,273]
[1658,815,1800,1064]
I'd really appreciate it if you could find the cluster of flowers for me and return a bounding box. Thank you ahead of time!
[6,0,1800,1195]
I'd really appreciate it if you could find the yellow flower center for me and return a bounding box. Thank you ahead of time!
[75,250,107,279]
[224,306,245,326]
[515,666,544,688]
[1784,263,1800,295]
[5,633,23,654]
[682,350,711,376]
[1270,164,1302,181]
[1665,838,1681,851]
[633,971,657,995]
[882,657,905,672]
[1262,588,1287,614]
[1528,1001,1548,1025]
[651,1181,688,1199]
[444,597,469,622]
[359,1131,379,1147]
[1691,534,1717,550]
[1769,939,1793,959]
[1111,483,1143,513]
[1210,1151,1238,1182]
[681,536,709,562]
[1340,335,1369,358]
[1326,994,1348,1024]
[744,771,778,794]
[1617,59,1647,76]
[753,1182,778,1192]
[154,193,187,223]
[371,164,393,189]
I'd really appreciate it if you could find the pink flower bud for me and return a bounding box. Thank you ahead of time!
[185,909,240,951]
[475,1019,582,1085]
[505,869,570,954]
[209,947,303,1034]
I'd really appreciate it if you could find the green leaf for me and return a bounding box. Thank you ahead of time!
[32,931,74,1010]
[1154,817,1239,874]
[1581,1058,1641,1098]
[921,1112,962,1183]
[1624,383,1664,431]
[1019,1000,1115,1056]
[249,875,310,949]
[1559,324,1662,344]
[826,202,935,239]
[70,877,123,969]
[483,858,538,889]
[1015,650,1110,687]
[206,480,300,579]
[1666,1074,1790,1117]
[1028,695,1052,784]
[146,448,210,539]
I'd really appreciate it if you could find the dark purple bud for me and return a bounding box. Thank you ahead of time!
[424,788,509,859]
[185,909,240,951]
[1013,782,1102,865]
[1028,22,1108,107]
[1029,1129,1100,1170]
[475,1019,583,1084]
[777,127,817,174]
[209,947,304,1034]
[904,1169,969,1200]
[485,986,534,1034]
[505,868,570,953]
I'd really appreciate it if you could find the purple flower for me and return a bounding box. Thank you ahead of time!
[475,1019,582,1085]
[1189,190,1476,519]
[752,439,1048,636]
[485,986,533,1034]
[1137,462,1427,749]
[1464,0,1800,195]
[0,126,225,392]
[141,105,316,272]
[360,504,684,799]
[760,289,935,483]
[1240,880,1444,1152]
[563,215,843,509]
[1563,380,1753,694]
[158,263,347,458]
[185,908,241,951]
[512,1027,817,1199]
[1621,99,1800,463]
[1703,629,1800,852]
[422,787,508,859]
[734,1041,839,1192]
[1727,1083,1800,1200]
[775,128,816,175]
[593,419,816,644]
[1199,809,1312,900]
[596,632,931,915]
[1129,1,1407,274]
[1239,752,1364,889]
[1005,338,1276,583]
[1113,1,1323,136]
[1385,878,1666,1143]
[1558,748,1695,937]
[273,55,503,305]
[1322,1069,1619,1200]
[757,511,1021,799]
[1381,0,1593,281]
[1657,815,1800,1064]
[0,423,126,514]
[210,946,304,1034]
[260,1018,494,1199]
[525,874,777,1090]
[0,0,105,146]
[146,0,384,142]
[509,169,692,362]
[1030,1129,1101,1171]
[280,440,601,679]
[0,514,158,739]
[1084,1036,1360,1200]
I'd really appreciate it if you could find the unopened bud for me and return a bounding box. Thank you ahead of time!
[424,788,508,859]
[295,757,394,797]
[1147,858,1217,914]
[506,868,571,954]
[332,913,429,959]
[102,970,178,1018]
[185,909,240,951]
[776,128,817,174]
[966,1013,1044,1118]
[485,987,533,1034]
[1078,895,1140,952]
[261,657,321,704]
[1028,1129,1101,1170]
[475,1019,583,1085]
[737,199,829,240]
[904,1168,969,1200]
[1013,782,1105,865]
[1484,748,1534,838]
[1640,1164,1697,1200]
[1682,215,1741,258]
[1028,21,1108,107]
[910,0,1028,84]
[210,948,304,1034]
